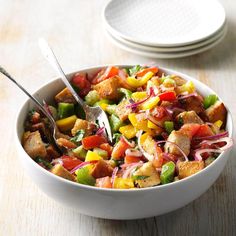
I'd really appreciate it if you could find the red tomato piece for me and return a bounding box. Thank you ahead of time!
[92,66,119,84]
[61,155,82,171]
[136,67,158,77]
[71,73,91,97]
[111,136,133,160]
[124,155,141,164]
[99,143,113,156]
[195,124,214,138]
[82,135,107,150]
[96,176,112,188]
[179,124,201,139]
[159,91,176,101]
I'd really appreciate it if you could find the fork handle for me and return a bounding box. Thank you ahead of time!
[38,38,88,112]
[0,65,56,126]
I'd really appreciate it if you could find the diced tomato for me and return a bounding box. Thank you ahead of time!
[151,106,167,120]
[71,73,91,97]
[136,67,158,77]
[61,155,82,171]
[179,124,201,139]
[124,155,141,164]
[82,135,107,150]
[111,136,133,160]
[152,146,163,168]
[195,124,214,138]
[96,176,112,188]
[99,143,113,156]
[159,91,176,101]
[92,66,119,84]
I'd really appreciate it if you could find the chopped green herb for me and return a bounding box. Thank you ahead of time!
[70,130,85,144]
[35,157,52,169]
[129,65,141,76]
[132,175,149,180]
[113,133,122,143]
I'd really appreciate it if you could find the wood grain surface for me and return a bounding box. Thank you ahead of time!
[0,0,235,235]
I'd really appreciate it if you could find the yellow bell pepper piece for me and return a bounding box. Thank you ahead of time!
[177,81,195,94]
[128,113,148,131]
[214,120,223,128]
[85,150,102,162]
[141,96,160,110]
[131,92,147,101]
[113,178,134,189]
[119,124,136,139]
[100,103,108,111]
[127,71,154,88]
[147,120,159,129]
[56,115,77,132]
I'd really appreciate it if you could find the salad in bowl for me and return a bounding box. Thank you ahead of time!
[22,65,233,190]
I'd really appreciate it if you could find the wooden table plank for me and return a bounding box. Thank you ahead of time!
[0,0,235,235]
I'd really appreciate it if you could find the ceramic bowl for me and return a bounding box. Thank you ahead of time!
[15,66,233,219]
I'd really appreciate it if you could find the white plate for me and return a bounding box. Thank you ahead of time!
[103,0,226,47]
[107,24,226,53]
[105,26,227,58]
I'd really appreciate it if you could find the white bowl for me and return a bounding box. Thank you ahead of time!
[16,66,233,219]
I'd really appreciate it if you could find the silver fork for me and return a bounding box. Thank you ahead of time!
[38,38,112,143]
[0,66,64,153]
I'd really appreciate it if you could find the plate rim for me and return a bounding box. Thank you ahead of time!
[103,0,226,47]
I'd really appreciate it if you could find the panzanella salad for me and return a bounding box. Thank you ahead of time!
[22,65,232,189]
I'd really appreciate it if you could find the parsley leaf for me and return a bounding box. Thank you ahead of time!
[70,130,85,144]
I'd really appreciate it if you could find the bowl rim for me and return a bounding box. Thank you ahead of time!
[15,64,234,193]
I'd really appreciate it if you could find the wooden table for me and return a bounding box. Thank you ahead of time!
[0,0,235,235]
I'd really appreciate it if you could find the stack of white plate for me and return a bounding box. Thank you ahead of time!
[103,0,227,59]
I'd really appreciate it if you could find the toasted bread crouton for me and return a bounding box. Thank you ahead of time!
[90,159,113,179]
[142,134,157,156]
[55,88,76,104]
[71,118,96,136]
[181,96,204,115]
[51,164,75,181]
[177,111,203,125]
[115,99,132,121]
[93,76,122,100]
[23,131,47,159]
[164,130,191,157]
[46,145,60,160]
[172,76,186,86]
[205,101,227,127]
[133,162,160,188]
[177,161,204,179]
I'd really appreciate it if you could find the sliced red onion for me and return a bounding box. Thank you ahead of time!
[161,152,176,162]
[199,137,233,151]
[137,130,154,161]
[111,167,119,188]
[194,131,228,140]
[122,136,135,148]
[96,127,105,135]
[70,160,98,174]
[156,140,189,161]
[177,92,198,100]
[122,162,143,179]
[125,148,143,157]
[194,149,223,161]
[147,115,164,129]
[126,95,151,110]
[164,106,185,116]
